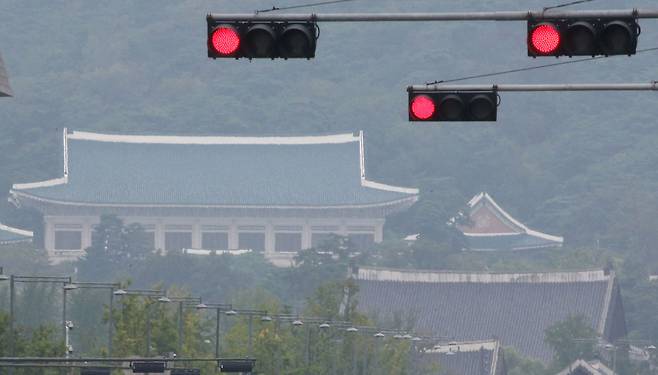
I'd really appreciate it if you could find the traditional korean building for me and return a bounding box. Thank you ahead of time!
[555,359,615,375]
[0,52,12,97]
[0,223,33,245]
[9,130,418,264]
[355,266,627,362]
[452,192,564,251]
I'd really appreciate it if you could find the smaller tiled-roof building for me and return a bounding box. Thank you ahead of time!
[555,359,615,375]
[355,266,626,362]
[0,52,12,97]
[0,223,33,245]
[419,340,507,375]
[452,192,563,251]
[9,129,418,264]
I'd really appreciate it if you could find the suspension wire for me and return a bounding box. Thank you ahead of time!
[425,47,658,85]
[257,0,357,14]
[543,0,597,12]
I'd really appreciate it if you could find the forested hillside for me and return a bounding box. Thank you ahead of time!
[1,0,658,345]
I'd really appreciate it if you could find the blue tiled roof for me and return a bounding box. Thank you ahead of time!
[14,132,417,207]
[465,233,560,251]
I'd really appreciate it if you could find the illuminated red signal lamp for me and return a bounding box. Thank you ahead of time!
[209,25,241,57]
[408,90,497,122]
[529,23,561,55]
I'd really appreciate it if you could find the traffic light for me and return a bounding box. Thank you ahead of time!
[171,369,201,375]
[219,359,255,372]
[81,369,111,375]
[131,361,166,373]
[207,17,318,59]
[528,18,639,57]
[408,89,498,122]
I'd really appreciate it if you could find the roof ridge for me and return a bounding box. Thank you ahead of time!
[357,266,612,283]
[68,130,361,145]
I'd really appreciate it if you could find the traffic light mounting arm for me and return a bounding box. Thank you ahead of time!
[208,8,658,22]
[409,82,658,92]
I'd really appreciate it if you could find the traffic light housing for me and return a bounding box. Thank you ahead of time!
[408,89,498,122]
[219,359,256,373]
[171,369,201,375]
[528,18,639,57]
[81,369,111,375]
[207,17,318,59]
[131,361,166,373]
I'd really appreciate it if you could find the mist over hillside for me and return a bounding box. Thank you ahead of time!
[1,0,657,249]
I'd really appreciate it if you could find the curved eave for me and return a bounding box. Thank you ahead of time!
[10,189,418,211]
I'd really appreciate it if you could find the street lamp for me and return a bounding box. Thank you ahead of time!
[195,302,232,358]
[4,275,72,364]
[163,296,202,355]
[225,309,271,358]
[62,281,121,357]
[112,289,168,356]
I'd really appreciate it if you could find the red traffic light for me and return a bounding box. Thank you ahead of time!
[210,26,241,56]
[410,95,435,120]
[530,23,561,55]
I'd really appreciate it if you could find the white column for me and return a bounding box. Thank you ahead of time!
[302,223,312,250]
[44,218,55,255]
[155,222,165,252]
[81,221,92,250]
[375,223,384,243]
[228,223,238,250]
[265,223,275,254]
[192,222,201,249]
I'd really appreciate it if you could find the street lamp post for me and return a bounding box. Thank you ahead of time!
[195,303,232,358]
[62,282,122,357]
[112,289,168,356]
[4,276,72,357]
[225,309,271,358]
[162,296,202,355]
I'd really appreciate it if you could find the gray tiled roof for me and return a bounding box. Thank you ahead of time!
[0,53,12,97]
[356,267,626,362]
[12,131,418,207]
[418,341,504,375]
[0,223,33,245]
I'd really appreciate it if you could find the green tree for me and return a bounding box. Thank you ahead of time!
[544,314,598,370]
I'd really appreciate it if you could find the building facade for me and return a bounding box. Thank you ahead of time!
[9,130,418,264]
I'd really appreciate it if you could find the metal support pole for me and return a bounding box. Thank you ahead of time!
[8,276,15,375]
[146,303,151,357]
[209,9,658,22]
[178,301,183,355]
[248,315,253,358]
[215,309,221,359]
[62,285,67,357]
[108,290,114,357]
[410,82,658,92]
[304,326,311,375]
